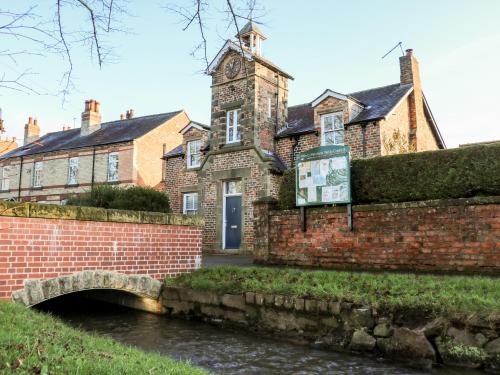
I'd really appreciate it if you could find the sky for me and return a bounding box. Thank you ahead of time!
[1,0,499,148]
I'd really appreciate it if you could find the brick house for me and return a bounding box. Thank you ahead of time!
[0,100,189,203]
[164,21,445,254]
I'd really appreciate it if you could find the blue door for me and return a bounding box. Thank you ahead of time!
[225,196,242,249]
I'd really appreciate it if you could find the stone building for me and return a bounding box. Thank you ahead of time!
[164,21,445,254]
[0,100,189,203]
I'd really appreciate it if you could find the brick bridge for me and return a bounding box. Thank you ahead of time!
[0,201,203,307]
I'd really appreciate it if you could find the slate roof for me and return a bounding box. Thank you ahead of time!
[278,83,414,138]
[236,21,266,38]
[0,111,183,160]
[348,83,413,124]
[164,145,184,158]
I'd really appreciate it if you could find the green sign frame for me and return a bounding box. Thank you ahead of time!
[295,145,351,207]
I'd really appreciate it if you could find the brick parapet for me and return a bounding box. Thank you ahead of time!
[0,201,203,227]
[255,196,500,273]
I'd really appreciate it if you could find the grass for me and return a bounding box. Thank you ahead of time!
[165,266,500,316]
[0,302,209,375]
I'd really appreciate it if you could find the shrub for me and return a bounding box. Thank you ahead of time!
[277,143,500,209]
[66,184,170,213]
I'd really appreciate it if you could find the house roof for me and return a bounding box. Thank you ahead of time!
[206,40,293,79]
[0,110,183,160]
[278,83,414,138]
[180,121,210,135]
[348,83,413,124]
[164,144,184,159]
[236,21,266,39]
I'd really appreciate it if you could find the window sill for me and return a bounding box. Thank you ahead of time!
[65,184,79,188]
[106,181,120,185]
[187,165,201,170]
[222,141,242,148]
[31,187,43,191]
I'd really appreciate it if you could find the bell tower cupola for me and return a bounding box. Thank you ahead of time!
[236,21,266,56]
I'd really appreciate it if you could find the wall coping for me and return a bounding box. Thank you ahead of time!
[0,201,203,227]
[270,195,500,216]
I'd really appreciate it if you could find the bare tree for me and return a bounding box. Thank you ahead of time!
[165,0,265,72]
[0,1,127,101]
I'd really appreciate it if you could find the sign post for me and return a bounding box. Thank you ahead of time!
[295,145,352,230]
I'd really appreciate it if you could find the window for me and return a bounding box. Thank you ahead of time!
[107,152,119,182]
[32,161,43,188]
[321,113,344,145]
[267,97,272,119]
[67,157,79,185]
[226,109,241,143]
[1,166,10,191]
[187,140,202,168]
[183,193,198,215]
[224,180,242,195]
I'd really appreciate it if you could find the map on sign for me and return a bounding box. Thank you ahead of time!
[296,146,351,206]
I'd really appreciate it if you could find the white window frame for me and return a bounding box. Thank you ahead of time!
[107,152,119,182]
[1,166,10,191]
[226,109,241,144]
[186,139,202,168]
[32,161,43,188]
[183,192,198,215]
[67,157,79,185]
[320,112,344,146]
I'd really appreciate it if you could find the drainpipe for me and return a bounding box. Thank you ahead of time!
[291,136,298,168]
[17,156,23,201]
[275,73,280,132]
[361,123,367,158]
[90,147,96,192]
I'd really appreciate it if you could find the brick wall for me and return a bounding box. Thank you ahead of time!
[254,197,500,273]
[0,211,202,300]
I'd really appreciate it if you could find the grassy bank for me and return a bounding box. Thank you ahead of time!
[0,302,208,375]
[166,266,500,316]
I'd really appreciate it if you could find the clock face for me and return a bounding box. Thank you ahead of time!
[225,57,241,79]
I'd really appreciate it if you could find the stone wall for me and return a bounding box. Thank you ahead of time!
[162,286,500,371]
[0,201,203,300]
[253,196,500,273]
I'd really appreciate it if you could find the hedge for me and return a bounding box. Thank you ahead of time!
[66,184,170,213]
[278,143,500,209]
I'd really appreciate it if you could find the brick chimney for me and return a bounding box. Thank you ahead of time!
[24,116,40,145]
[399,49,424,150]
[125,109,134,119]
[81,99,102,136]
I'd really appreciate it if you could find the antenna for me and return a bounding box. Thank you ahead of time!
[382,42,404,59]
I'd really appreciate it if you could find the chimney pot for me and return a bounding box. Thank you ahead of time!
[81,98,102,136]
[406,48,413,56]
[28,116,33,125]
[120,114,124,120]
[95,101,100,113]
[34,118,38,126]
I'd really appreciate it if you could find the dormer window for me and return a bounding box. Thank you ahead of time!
[321,113,344,145]
[226,109,241,144]
[187,139,202,168]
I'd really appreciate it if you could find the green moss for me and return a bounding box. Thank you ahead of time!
[0,201,29,217]
[165,266,500,316]
[106,209,142,223]
[277,143,500,209]
[0,302,209,375]
[28,203,78,220]
[438,338,487,364]
[76,206,108,221]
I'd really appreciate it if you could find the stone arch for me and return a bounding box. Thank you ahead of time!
[11,270,162,307]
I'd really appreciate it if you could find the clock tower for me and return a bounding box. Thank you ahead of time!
[199,21,293,252]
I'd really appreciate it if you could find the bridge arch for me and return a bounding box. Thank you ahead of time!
[11,271,162,308]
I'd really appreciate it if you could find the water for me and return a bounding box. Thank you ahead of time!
[36,295,483,375]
